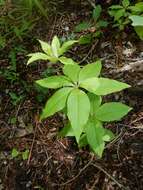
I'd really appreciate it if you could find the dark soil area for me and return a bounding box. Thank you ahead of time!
[0,1,143,190]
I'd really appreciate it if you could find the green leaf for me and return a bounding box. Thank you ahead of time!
[80,77,99,94]
[22,150,29,160]
[51,36,60,57]
[134,26,143,40]
[129,15,143,26]
[59,123,75,137]
[38,40,52,55]
[80,77,130,95]
[75,22,92,32]
[129,3,143,13]
[92,5,102,22]
[79,34,92,45]
[67,89,90,142]
[79,61,102,82]
[122,0,130,7]
[11,148,19,158]
[94,31,102,37]
[63,64,81,82]
[95,78,131,95]
[114,9,125,20]
[79,134,88,148]
[59,40,78,55]
[36,76,72,89]
[41,87,73,120]
[102,128,115,142]
[95,102,132,122]
[108,10,116,17]
[88,93,102,115]
[98,20,108,27]
[109,5,123,10]
[27,52,50,65]
[58,56,77,65]
[85,120,105,157]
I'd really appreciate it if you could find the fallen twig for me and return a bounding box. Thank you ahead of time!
[27,115,39,165]
[79,40,98,64]
[54,154,94,186]
[91,163,126,189]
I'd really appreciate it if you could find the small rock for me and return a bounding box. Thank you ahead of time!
[64,26,69,31]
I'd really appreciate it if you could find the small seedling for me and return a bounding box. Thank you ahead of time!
[11,148,19,158]
[11,148,29,160]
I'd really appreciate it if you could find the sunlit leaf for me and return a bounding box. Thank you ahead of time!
[59,56,77,65]
[88,93,102,115]
[85,120,105,157]
[79,61,102,82]
[63,64,80,82]
[67,89,90,142]
[80,77,130,95]
[129,15,143,26]
[38,40,52,55]
[36,76,72,89]
[51,36,60,57]
[59,40,78,55]
[27,52,50,65]
[95,102,132,121]
[41,87,73,120]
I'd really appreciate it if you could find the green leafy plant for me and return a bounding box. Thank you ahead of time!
[27,36,132,157]
[11,148,19,158]
[11,148,29,160]
[108,0,131,30]
[75,5,108,44]
[27,36,78,65]
[109,0,143,33]
[32,51,132,157]
[9,92,24,106]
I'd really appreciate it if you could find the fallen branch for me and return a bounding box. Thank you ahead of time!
[117,60,143,72]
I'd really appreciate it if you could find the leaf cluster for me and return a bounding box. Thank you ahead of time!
[27,36,77,65]
[109,0,143,33]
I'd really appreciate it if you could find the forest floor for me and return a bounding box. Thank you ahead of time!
[0,2,143,190]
